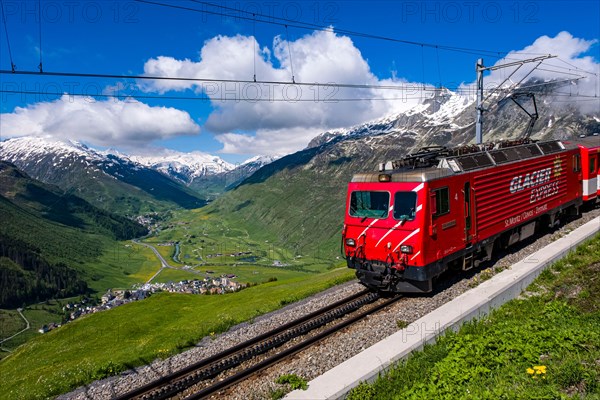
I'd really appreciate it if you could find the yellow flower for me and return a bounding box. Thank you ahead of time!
[533,365,547,374]
[527,368,535,375]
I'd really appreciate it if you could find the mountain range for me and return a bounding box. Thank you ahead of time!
[0,138,275,214]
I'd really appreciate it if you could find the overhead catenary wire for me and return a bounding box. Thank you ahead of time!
[136,0,511,58]
[0,88,474,102]
[0,68,460,92]
[0,0,15,71]
[37,0,43,72]
[0,0,594,109]
[285,25,295,83]
[2,69,592,102]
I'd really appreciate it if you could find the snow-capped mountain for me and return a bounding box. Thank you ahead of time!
[124,151,235,185]
[0,136,206,213]
[240,155,279,169]
[308,88,474,149]
[0,136,281,212]
[307,84,599,153]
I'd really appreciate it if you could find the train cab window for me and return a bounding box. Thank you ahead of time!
[349,191,389,218]
[393,192,417,221]
[590,157,597,173]
[432,187,450,217]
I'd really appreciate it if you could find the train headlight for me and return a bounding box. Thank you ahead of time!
[345,238,356,247]
[400,245,413,254]
[378,174,391,182]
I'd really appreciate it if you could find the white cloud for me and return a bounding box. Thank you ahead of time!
[142,30,428,155]
[216,127,326,156]
[462,31,599,113]
[0,95,200,148]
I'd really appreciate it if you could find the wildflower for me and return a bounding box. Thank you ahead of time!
[534,365,547,374]
[527,365,547,378]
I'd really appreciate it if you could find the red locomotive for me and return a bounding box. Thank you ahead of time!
[342,137,599,293]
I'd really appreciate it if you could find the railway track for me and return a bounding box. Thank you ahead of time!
[113,290,402,400]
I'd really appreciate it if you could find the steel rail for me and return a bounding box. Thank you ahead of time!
[113,289,376,400]
[184,294,403,400]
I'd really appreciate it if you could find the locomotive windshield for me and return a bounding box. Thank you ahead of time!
[349,191,389,218]
[393,191,417,221]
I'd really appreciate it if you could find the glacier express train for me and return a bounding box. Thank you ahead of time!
[342,137,599,293]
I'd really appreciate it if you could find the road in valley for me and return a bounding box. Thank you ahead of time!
[133,240,201,284]
[0,308,30,345]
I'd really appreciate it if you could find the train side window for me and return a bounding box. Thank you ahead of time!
[590,157,597,173]
[573,154,581,172]
[432,187,450,217]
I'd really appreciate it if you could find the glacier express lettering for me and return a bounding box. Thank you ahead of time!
[509,168,552,193]
[530,181,560,203]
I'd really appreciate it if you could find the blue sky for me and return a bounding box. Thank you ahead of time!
[1,0,598,163]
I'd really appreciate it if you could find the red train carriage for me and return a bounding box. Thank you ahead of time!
[568,136,600,202]
[343,140,587,293]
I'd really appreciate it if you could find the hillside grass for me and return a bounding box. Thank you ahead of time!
[0,242,160,358]
[347,234,600,400]
[210,166,348,260]
[82,241,161,291]
[0,267,354,400]
[0,298,79,361]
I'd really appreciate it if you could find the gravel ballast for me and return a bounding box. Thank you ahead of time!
[58,206,600,400]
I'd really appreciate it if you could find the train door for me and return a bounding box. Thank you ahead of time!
[591,154,598,198]
[462,181,475,271]
[464,181,473,244]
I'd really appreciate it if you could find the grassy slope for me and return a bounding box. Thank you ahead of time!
[0,301,69,359]
[210,168,347,260]
[0,268,354,400]
[80,241,161,292]
[0,194,105,266]
[347,234,600,400]
[0,195,158,292]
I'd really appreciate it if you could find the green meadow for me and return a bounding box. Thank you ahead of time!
[0,268,353,400]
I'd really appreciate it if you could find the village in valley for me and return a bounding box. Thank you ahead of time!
[39,276,244,334]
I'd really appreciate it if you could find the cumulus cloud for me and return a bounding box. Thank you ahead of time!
[142,30,428,155]
[0,95,200,148]
[216,127,326,157]
[463,31,599,113]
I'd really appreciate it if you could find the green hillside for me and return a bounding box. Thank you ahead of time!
[0,163,148,307]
